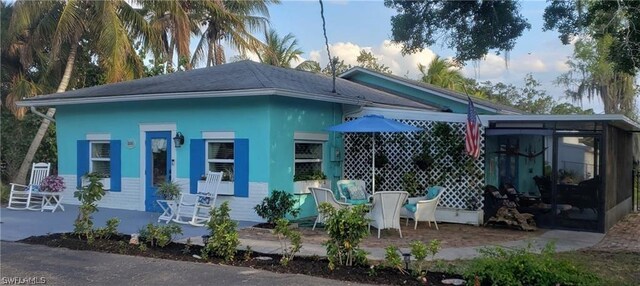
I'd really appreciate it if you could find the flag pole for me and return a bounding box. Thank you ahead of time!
[461,83,482,125]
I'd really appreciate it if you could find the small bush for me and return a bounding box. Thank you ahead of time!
[384,246,407,274]
[254,190,299,224]
[156,181,182,200]
[73,172,106,241]
[319,203,370,269]
[273,218,302,266]
[95,218,120,240]
[410,239,441,277]
[139,223,183,248]
[202,201,239,262]
[462,243,601,286]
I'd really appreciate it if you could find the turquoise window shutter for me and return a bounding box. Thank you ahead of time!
[234,138,249,197]
[109,140,121,192]
[190,139,205,194]
[76,140,90,188]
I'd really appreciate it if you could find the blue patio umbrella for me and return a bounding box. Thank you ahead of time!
[327,115,422,193]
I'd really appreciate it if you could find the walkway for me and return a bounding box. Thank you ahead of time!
[592,212,640,253]
[1,242,367,286]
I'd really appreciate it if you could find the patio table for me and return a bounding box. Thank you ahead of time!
[157,200,177,223]
[34,192,64,212]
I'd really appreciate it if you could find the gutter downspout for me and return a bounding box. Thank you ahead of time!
[30,106,55,122]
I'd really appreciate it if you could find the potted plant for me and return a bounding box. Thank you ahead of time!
[40,175,66,193]
[156,181,182,201]
[293,170,328,194]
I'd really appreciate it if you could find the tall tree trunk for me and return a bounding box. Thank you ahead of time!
[13,42,78,184]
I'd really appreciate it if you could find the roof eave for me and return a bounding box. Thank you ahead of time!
[16,88,369,107]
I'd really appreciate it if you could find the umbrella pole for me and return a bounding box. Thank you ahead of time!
[371,135,375,194]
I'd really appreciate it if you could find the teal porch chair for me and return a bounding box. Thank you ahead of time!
[336,179,371,205]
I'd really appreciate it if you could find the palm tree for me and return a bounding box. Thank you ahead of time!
[191,0,276,67]
[9,0,160,184]
[257,29,304,68]
[418,56,466,92]
[140,0,201,71]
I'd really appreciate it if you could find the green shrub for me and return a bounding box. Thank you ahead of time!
[273,218,302,266]
[293,170,327,181]
[202,201,239,262]
[462,243,601,286]
[156,181,182,200]
[95,218,120,240]
[384,246,407,274]
[254,190,299,224]
[139,223,182,248]
[73,172,106,241]
[318,203,370,269]
[410,239,441,277]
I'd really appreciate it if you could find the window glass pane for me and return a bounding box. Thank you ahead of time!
[295,162,321,175]
[208,162,234,181]
[92,161,111,178]
[152,138,168,186]
[295,143,322,160]
[208,142,234,160]
[92,143,110,158]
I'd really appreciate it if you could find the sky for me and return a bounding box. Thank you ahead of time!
[220,0,607,113]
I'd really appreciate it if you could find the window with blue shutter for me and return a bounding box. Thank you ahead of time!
[109,140,121,192]
[190,139,205,194]
[234,138,249,197]
[77,140,90,188]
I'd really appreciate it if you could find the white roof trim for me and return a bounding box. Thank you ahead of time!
[16,88,369,107]
[481,114,640,132]
[348,107,468,123]
[340,67,519,114]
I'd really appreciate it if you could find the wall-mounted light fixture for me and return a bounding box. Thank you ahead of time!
[173,132,185,148]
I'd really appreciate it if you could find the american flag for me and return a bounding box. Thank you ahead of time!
[465,96,481,159]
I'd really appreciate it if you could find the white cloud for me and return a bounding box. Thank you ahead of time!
[554,60,570,73]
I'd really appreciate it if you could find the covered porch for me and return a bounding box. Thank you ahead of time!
[483,114,640,232]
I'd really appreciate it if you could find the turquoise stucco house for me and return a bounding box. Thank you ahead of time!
[18,61,638,231]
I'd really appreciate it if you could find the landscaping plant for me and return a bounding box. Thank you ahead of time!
[254,190,299,224]
[384,245,408,274]
[202,201,239,262]
[462,242,601,286]
[156,181,182,200]
[73,172,107,242]
[318,203,370,269]
[138,223,183,248]
[273,218,302,266]
[0,184,10,204]
[39,175,65,192]
[94,218,120,240]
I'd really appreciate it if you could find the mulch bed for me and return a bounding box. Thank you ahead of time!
[20,233,464,285]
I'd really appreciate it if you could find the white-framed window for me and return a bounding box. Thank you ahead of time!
[294,141,324,178]
[90,141,111,178]
[206,140,234,181]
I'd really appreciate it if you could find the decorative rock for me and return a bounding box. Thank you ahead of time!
[192,255,202,259]
[129,233,139,245]
[441,278,466,285]
[254,256,273,261]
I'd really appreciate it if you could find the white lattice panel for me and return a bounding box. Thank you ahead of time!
[343,118,485,210]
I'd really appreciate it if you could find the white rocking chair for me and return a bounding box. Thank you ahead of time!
[172,171,223,226]
[7,163,51,210]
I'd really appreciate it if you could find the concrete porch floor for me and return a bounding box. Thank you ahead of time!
[0,204,256,242]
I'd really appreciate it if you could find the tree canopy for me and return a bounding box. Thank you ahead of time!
[385,0,530,62]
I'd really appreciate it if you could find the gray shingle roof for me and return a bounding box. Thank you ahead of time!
[20,60,435,110]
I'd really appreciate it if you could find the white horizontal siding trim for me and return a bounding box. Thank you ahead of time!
[59,175,140,211]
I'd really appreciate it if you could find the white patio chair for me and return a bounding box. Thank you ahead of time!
[309,187,351,230]
[365,191,409,238]
[400,186,445,230]
[7,162,51,210]
[172,171,222,226]
[336,179,371,204]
